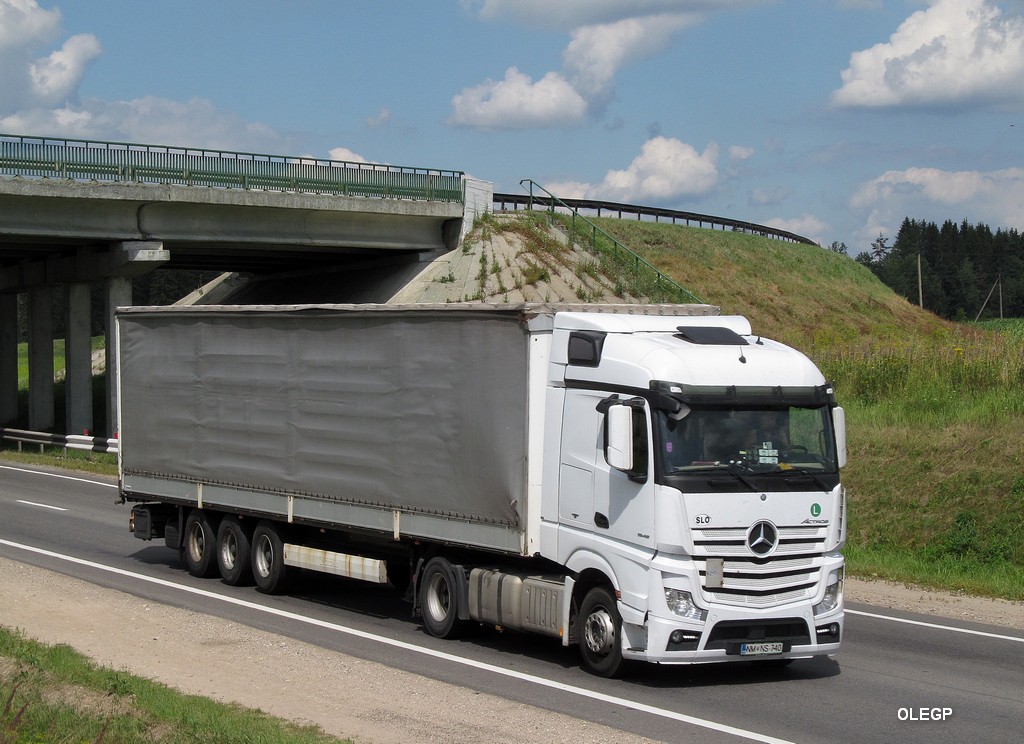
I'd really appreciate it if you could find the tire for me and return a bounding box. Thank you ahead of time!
[578,586,624,678]
[419,557,466,639]
[183,510,219,578]
[216,516,253,586]
[251,520,290,594]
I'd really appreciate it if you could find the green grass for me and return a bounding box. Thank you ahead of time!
[0,627,349,744]
[17,336,105,387]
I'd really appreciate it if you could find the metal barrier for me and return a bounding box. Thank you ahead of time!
[0,427,118,455]
[494,192,816,245]
[0,133,465,203]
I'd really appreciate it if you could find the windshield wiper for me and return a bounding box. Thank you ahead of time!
[780,467,833,490]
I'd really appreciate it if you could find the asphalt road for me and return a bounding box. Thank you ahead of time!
[1,462,1021,744]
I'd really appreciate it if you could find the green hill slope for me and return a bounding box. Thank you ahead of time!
[591,217,1024,600]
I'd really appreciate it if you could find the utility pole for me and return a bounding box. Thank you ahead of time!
[918,253,923,307]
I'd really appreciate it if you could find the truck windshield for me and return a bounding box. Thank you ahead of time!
[655,404,839,478]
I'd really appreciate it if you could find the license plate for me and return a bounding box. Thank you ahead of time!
[740,642,784,656]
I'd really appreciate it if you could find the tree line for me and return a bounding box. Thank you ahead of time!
[851,218,1024,321]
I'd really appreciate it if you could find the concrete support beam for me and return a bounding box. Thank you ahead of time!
[65,283,93,436]
[110,241,169,277]
[0,294,17,425]
[28,287,54,431]
[105,276,132,437]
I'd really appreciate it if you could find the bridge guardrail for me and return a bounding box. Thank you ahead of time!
[1,427,117,455]
[494,192,816,245]
[0,133,464,204]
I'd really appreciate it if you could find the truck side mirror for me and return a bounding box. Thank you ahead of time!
[833,406,847,469]
[604,400,649,481]
[606,404,634,471]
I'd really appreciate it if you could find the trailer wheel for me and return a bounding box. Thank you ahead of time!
[216,516,253,586]
[251,521,290,594]
[578,586,624,678]
[419,557,466,639]
[183,510,219,578]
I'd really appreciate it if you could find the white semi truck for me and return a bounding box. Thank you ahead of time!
[120,303,846,677]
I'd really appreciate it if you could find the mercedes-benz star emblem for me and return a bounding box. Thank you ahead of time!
[747,520,779,556]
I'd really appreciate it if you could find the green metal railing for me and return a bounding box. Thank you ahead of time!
[0,133,464,203]
[518,180,703,304]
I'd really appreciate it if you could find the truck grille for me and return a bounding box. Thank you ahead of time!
[692,525,827,607]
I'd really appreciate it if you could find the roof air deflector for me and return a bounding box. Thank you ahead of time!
[675,326,749,346]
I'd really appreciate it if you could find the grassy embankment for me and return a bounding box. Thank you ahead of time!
[0,627,347,744]
[587,216,1024,600]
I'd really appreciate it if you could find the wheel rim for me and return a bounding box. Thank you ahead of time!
[187,522,206,563]
[254,534,274,578]
[220,530,238,570]
[584,607,616,656]
[425,572,450,622]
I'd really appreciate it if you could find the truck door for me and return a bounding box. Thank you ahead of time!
[594,398,656,552]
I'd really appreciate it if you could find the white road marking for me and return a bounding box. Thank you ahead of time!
[15,500,68,512]
[0,463,118,489]
[0,538,795,744]
[845,609,1024,643]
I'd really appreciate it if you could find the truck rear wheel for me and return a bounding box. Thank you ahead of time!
[578,586,624,678]
[251,520,290,594]
[183,510,219,578]
[419,557,466,639]
[216,516,253,586]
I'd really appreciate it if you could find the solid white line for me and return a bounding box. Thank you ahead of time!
[15,500,68,512]
[846,608,1024,643]
[0,463,117,489]
[0,538,794,744]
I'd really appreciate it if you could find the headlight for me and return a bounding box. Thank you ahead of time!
[665,589,707,621]
[814,569,844,616]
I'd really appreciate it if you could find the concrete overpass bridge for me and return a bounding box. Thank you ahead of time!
[0,133,479,438]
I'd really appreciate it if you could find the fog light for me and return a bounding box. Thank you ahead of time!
[816,622,840,640]
[664,589,707,621]
[667,629,701,651]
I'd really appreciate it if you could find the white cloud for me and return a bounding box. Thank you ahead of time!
[328,146,369,163]
[563,14,697,100]
[764,215,828,246]
[0,0,100,114]
[832,0,1024,108]
[0,96,288,153]
[364,107,391,129]
[546,136,721,203]
[29,33,101,105]
[0,1,295,154]
[749,185,790,206]
[729,145,755,161]
[449,67,587,129]
[453,2,730,129]
[850,166,1024,243]
[468,0,755,30]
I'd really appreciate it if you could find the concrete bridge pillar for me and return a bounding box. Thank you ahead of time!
[65,283,93,436]
[105,276,132,438]
[28,287,54,431]
[0,294,16,425]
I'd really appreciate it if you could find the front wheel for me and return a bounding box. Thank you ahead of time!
[251,521,290,594]
[578,586,624,677]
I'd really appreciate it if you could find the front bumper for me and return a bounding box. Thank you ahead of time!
[624,602,843,665]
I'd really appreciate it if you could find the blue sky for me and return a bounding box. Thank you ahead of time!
[2,0,1023,252]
